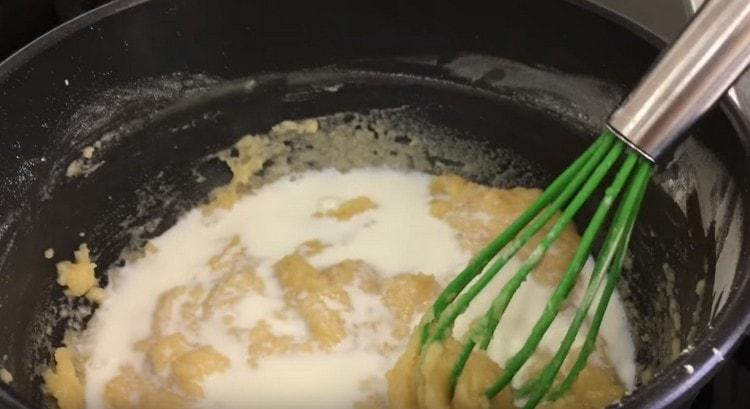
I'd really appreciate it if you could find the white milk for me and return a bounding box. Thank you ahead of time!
[78,168,635,408]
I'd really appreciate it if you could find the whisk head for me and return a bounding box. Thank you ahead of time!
[418,131,653,408]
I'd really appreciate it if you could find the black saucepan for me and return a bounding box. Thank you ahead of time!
[0,1,748,408]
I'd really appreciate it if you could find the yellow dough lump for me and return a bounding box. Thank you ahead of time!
[55,244,105,303]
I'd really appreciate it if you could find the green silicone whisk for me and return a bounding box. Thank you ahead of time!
[418,0,750,407]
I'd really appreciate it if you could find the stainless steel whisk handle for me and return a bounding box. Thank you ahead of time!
[607,0,750,162]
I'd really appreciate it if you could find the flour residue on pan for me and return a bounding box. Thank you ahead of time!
[441,54,625,134]
[49,73,222,187]
[193,107,546,202]
[655,137,743,316]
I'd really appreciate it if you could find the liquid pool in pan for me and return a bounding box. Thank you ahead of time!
[41,114,638,409]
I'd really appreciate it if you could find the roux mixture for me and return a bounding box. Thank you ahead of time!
[43,119,636,409]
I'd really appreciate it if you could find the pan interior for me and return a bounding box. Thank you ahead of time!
[0,56,741,407]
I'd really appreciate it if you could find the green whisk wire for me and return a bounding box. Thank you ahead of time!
[512,158,652,408]
[420,134,609,346]
[467,148,640,397]
[446,134,626,394]
[546,160,652,402]
[425,133,616,346]
[473,139,625,349]
[415,127,655,409]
